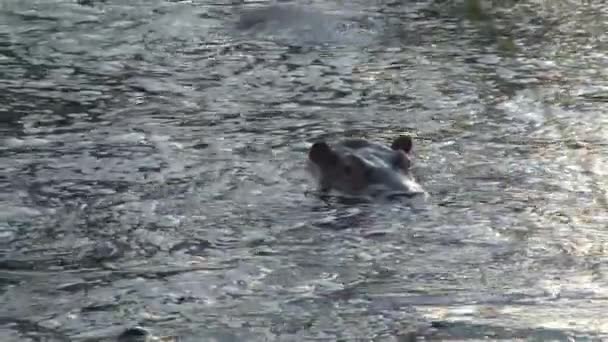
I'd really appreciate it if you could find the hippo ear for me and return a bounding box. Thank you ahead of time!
[391,135,413,153]
[309,141,338,166]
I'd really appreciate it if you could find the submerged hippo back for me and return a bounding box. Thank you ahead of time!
[234,4,379,47]
[236,5,324,30]
[307,135,426,198]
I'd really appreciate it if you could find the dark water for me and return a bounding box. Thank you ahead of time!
[1,0,607,340]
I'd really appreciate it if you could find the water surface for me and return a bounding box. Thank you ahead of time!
[1,0,607,340]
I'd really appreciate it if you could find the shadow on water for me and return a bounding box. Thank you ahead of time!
[0,0,607,341]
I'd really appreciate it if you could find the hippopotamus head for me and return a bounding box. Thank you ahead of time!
[307,135,426,198]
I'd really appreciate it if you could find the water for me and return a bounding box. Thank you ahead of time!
[1,0,607,340]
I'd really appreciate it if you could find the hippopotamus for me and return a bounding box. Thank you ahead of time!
[307,135,427,198]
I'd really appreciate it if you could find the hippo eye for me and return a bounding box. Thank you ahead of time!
[343,165,352,175]
[343,155,365,178]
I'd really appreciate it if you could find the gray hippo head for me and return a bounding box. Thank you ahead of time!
[307,135,426,198]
